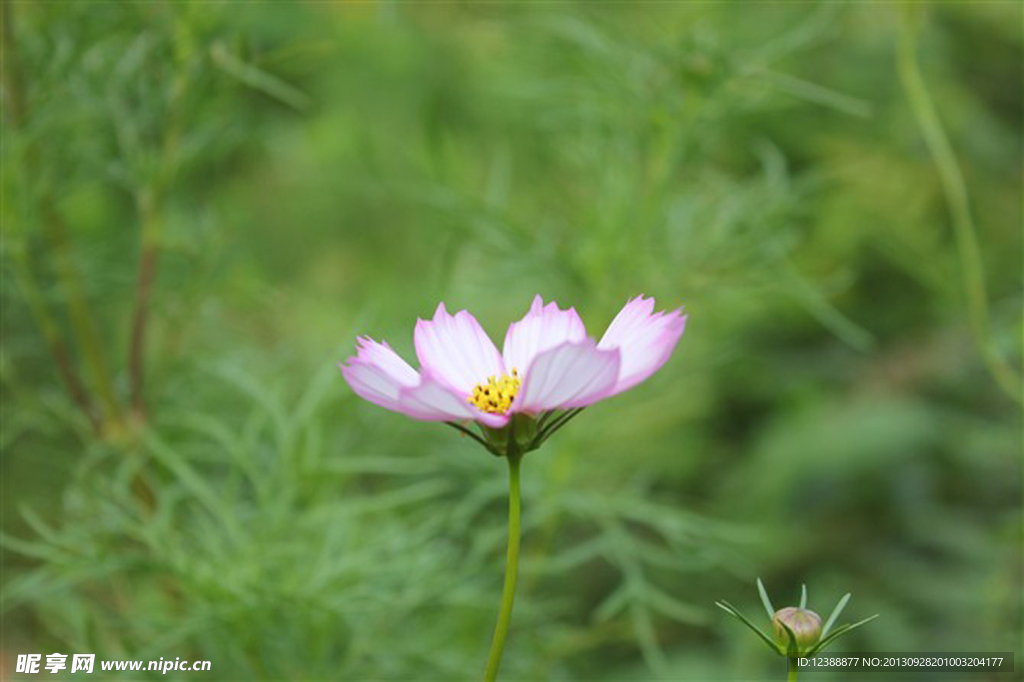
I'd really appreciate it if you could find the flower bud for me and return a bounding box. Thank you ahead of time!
[771,607,822,650]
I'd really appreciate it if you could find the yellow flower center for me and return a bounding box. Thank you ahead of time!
[467,368,521,414]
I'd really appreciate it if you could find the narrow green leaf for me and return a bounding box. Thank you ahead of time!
[535,536,606,574]
[17,505,64,548]
[594,584,631,622]
[757,577,776,619]
[716,600,781,655]
[209,42,311,111]
[643,584,707,625]
[629,601,668,675]
[143,432,243,543]
[758,69,873,118]
[821,592,851,637]
[0,532,67,563]
[808,614,879,655]
[336,480,452,516]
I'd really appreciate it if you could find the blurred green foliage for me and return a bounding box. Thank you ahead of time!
[2,2,1021,680]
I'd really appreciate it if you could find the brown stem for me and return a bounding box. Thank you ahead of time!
[125,70,182,418]
[13,257,102,432]
[49,326,102,431]
[3,2,108,431]
[42,202,122,421]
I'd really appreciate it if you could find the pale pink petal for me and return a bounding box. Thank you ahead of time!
[397,372,510,428]
[502,295,587,375]
[515,340,621,413]
[414,303,504,394]
[339,337,420,412]
[598,296,686,395]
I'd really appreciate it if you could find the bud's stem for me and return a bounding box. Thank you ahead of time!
[483,454,522,681]
[787,656,798,682]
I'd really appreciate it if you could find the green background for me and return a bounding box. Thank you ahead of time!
[3,2,1021,680]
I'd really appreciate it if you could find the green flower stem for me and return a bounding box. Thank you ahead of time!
[897,7,1021,404]
[787,656,798,682]
[483,454,522,682]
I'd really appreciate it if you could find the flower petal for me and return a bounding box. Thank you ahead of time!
[502,295,587,375]
[339,337,420,412]
[515,340,621,412]
[397,372,510,428]
[597,296,686,395]
[414,303,504,394]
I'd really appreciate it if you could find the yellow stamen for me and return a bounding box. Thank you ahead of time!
[468,368,520,414]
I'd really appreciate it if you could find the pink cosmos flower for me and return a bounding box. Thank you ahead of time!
[340,295,686,445]
[340,294,686,679]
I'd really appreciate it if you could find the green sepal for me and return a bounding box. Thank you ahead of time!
[510,412,539,452]
[480,422,511,454]
[779,621,800,658]
[477,413,542,457]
